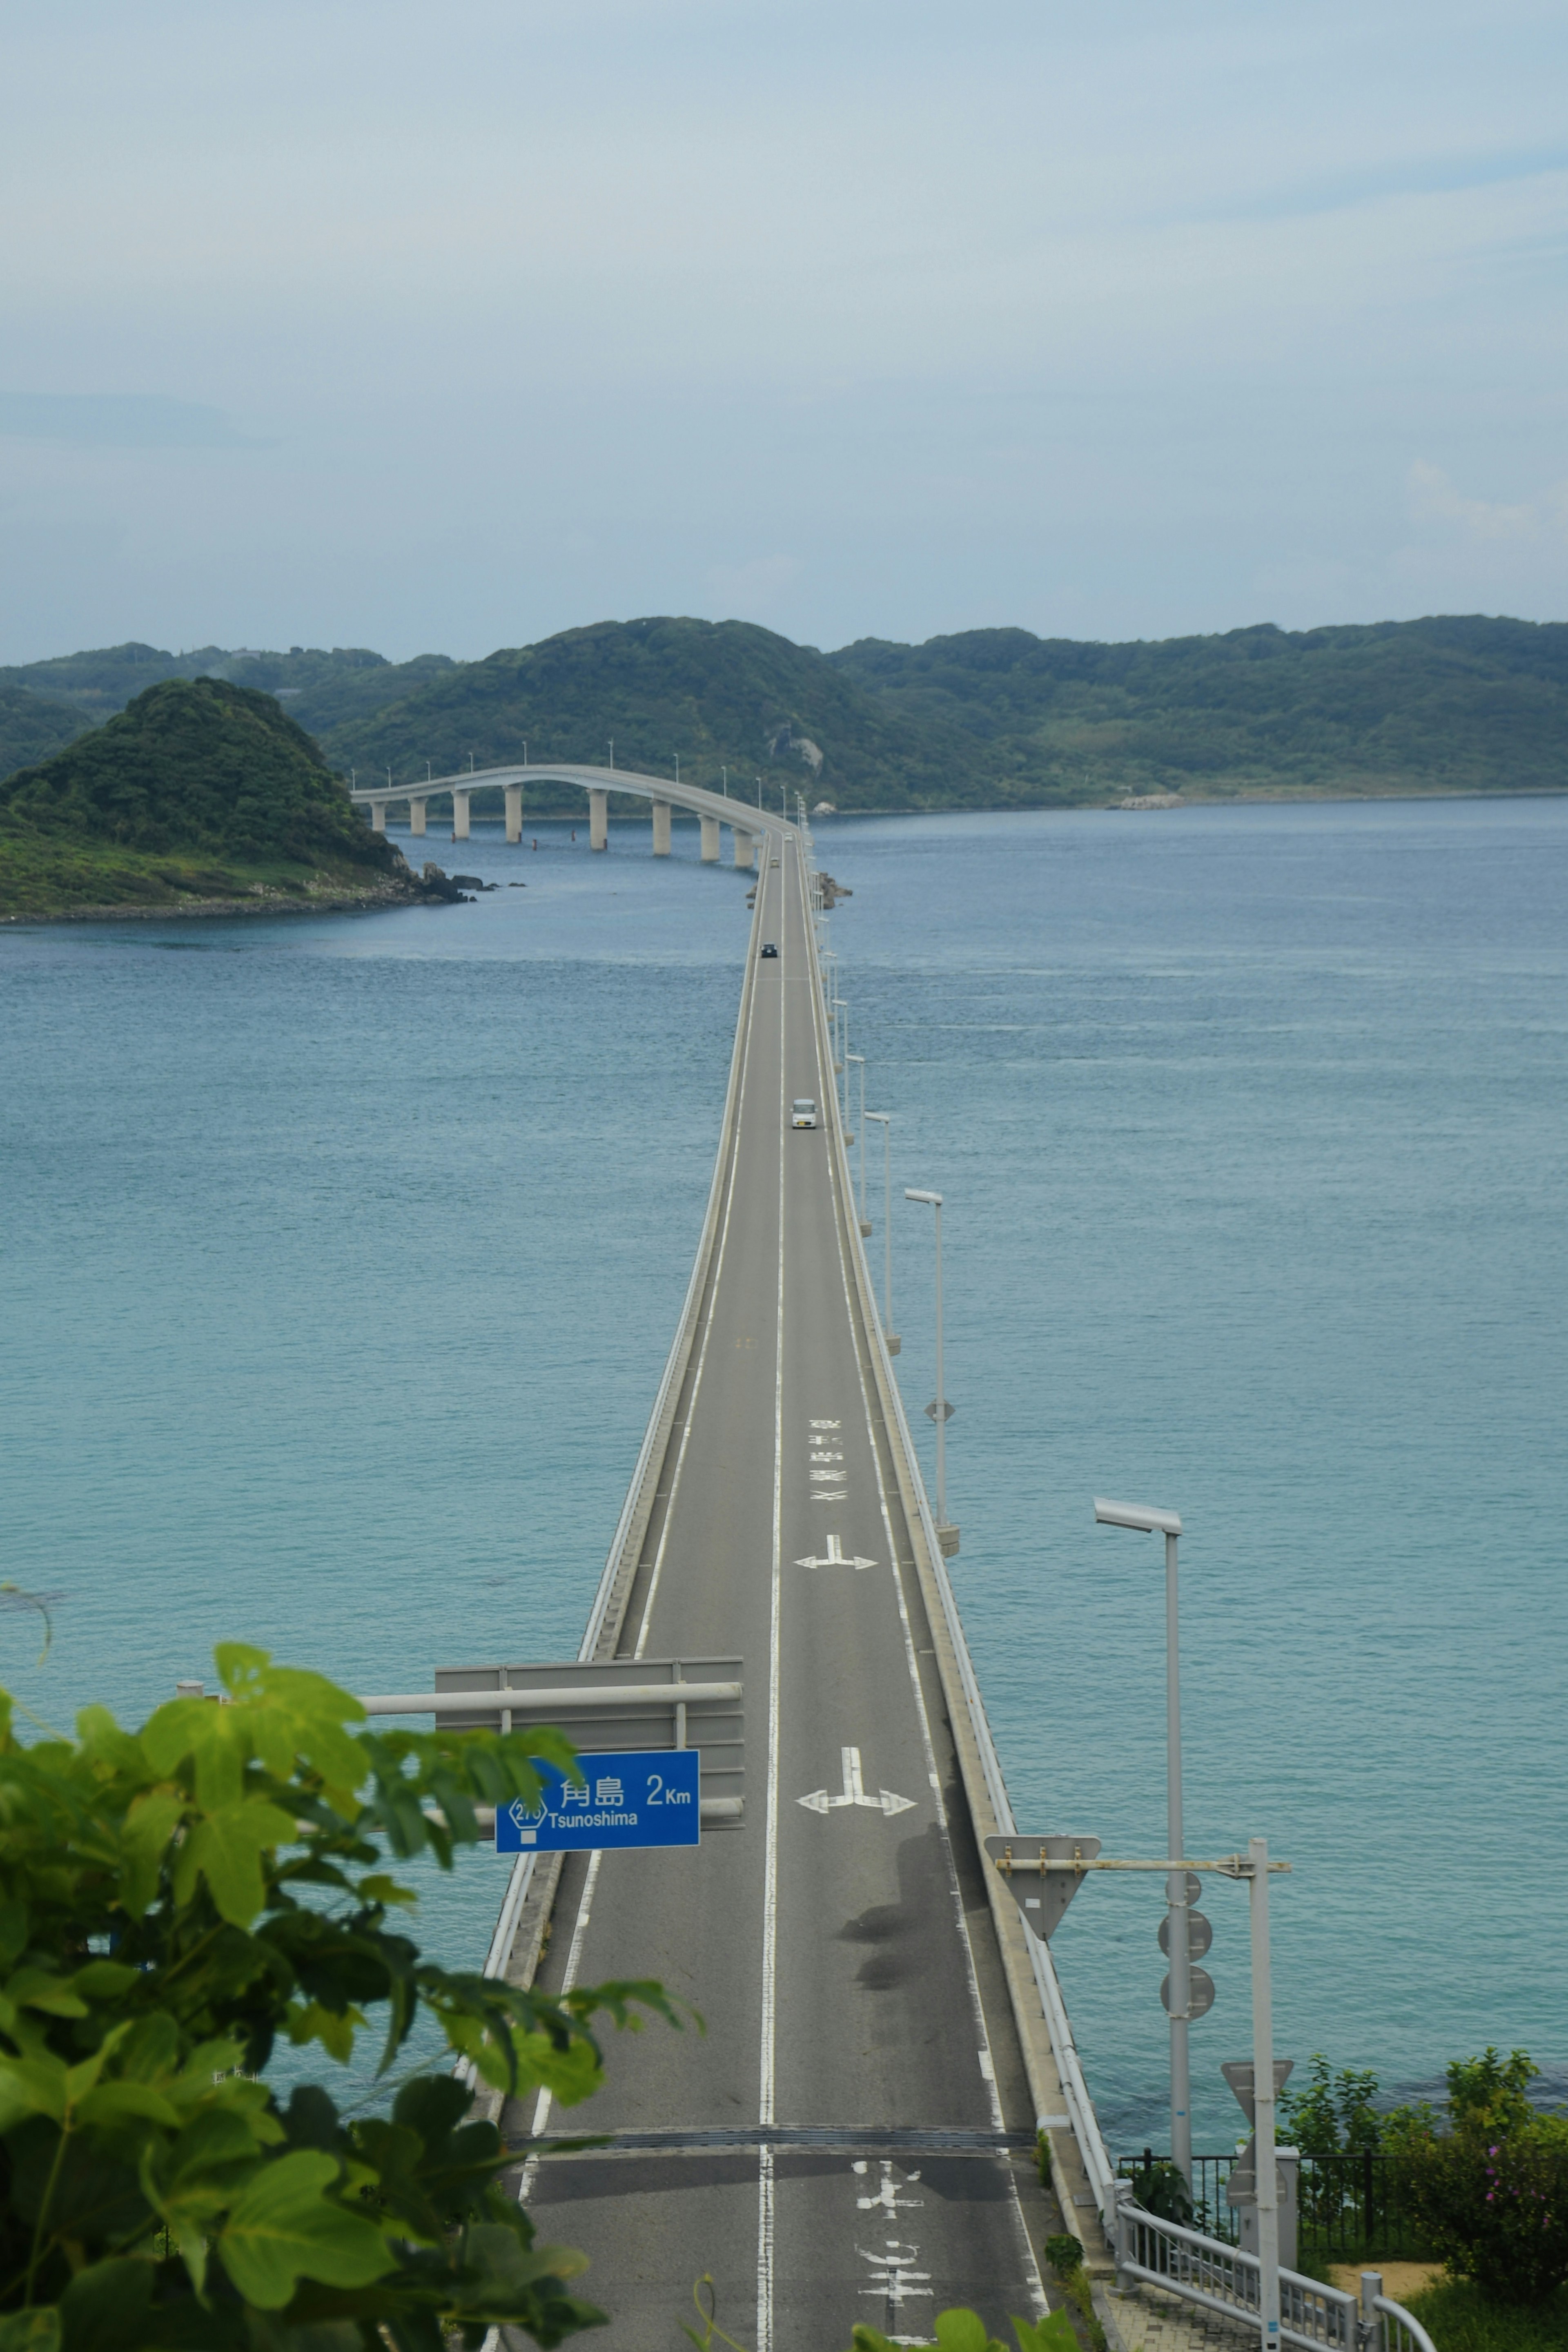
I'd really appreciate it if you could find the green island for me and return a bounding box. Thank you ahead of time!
[0,676,453,922]
[4,610,1568,917]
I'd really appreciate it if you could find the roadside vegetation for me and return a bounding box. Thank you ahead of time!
[0,1641,685,2349]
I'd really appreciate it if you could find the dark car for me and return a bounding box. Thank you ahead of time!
[760,942,779,959]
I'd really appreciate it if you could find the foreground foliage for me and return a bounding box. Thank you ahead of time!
[1402,2053,1568,2305]
[0,1644,677,2350]
[850,2309,1076,2352]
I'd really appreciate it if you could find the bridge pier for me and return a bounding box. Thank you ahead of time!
[452,789,471,841]
[733,830,755,871]
[590,788,608,851]
[652,800,672,857]
[370,800,388,834]
[409,797,427,836]
[700,814,720,863]
[505,784,522,845]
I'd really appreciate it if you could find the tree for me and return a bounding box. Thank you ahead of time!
[0,1643,679,2351]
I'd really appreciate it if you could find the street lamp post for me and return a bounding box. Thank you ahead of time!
[1093,1497,1192,2189]
[832,998,847,1093]
[865,1114,899,1352]
[847,1054,867,1227]
[905,1189,956,1554]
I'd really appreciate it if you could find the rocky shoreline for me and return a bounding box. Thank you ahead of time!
[0,862,472,926]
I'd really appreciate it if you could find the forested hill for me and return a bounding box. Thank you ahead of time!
[0,678,423,919]
[827,615,1568,802]
[4,613,1568,809]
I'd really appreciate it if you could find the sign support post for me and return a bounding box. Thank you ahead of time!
[1249,1835,1281,2352]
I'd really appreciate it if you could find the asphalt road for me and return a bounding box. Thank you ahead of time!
[512,840,1053,2351]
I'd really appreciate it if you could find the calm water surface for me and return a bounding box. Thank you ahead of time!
[3,799,1564,2147]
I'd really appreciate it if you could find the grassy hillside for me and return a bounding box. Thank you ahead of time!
[829,616,1568,799]
[316,615,978,815]
[0,677,428,919]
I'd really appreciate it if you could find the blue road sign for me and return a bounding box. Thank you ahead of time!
[496,1748,702,1853]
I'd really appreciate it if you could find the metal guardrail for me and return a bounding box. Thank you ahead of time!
[1113,2206,1439,2352]
[481,865,772,1980]
[1116,2201,1354,2351]
[1362,2278,1438,2352]
[802,840,1126,2236]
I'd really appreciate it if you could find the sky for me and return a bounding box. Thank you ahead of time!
[3,0,1567,663]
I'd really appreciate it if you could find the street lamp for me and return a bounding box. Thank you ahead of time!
[905,1190,956,1555]
[847,1054,867,1226]
[865,1114,899,1353]
[1093,1496,1193,2189]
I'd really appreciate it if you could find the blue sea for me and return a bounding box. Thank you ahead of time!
[3,798,1564,2149]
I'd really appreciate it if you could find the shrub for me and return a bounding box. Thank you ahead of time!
[1403,2053,1568,2305]
[0,1643,678,2350]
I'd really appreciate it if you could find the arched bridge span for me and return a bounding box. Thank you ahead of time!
[348,762,796,869]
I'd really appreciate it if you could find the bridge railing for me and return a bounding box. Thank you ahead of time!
[1112,2205,1437,2352]
[801,829,1125,2236]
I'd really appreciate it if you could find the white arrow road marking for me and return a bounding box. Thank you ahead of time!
[794,1534,878,1572]
[798,1746,915,1817]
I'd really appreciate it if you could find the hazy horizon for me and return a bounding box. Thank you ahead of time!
[4,1,1566,665]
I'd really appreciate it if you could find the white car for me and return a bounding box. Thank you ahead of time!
[791,1099,817,1129]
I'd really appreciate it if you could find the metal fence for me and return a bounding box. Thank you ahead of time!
[1118,2151,1426,2260]
[1114,2204,1439,2352]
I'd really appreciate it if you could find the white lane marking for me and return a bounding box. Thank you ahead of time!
[515,1846,605,2204]
[794,1534,878,1572]
[797,1745,915,1817]
[756,845,788,2352]
[978,2049,996,2082]
[819,958,1047,2314]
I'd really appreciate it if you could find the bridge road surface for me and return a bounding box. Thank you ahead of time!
[509,839,1052,2351]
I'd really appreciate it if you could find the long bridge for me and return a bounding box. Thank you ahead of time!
[349,762,786,865]
[351,795,1430,2352]
[456,817,1114,2350]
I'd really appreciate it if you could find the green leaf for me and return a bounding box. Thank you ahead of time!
[216,2149,394,2310]
[170,1797,299,1926]
[74,2081,181,2129]
[1013,2313,1080,2352]
[57,2257,155,2352]
[0,2311,61,2352]
[6,1965,89,2018]
[0,1897,31,1964]
[0,2051,70,2129]
[935,2314,1002,2352]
